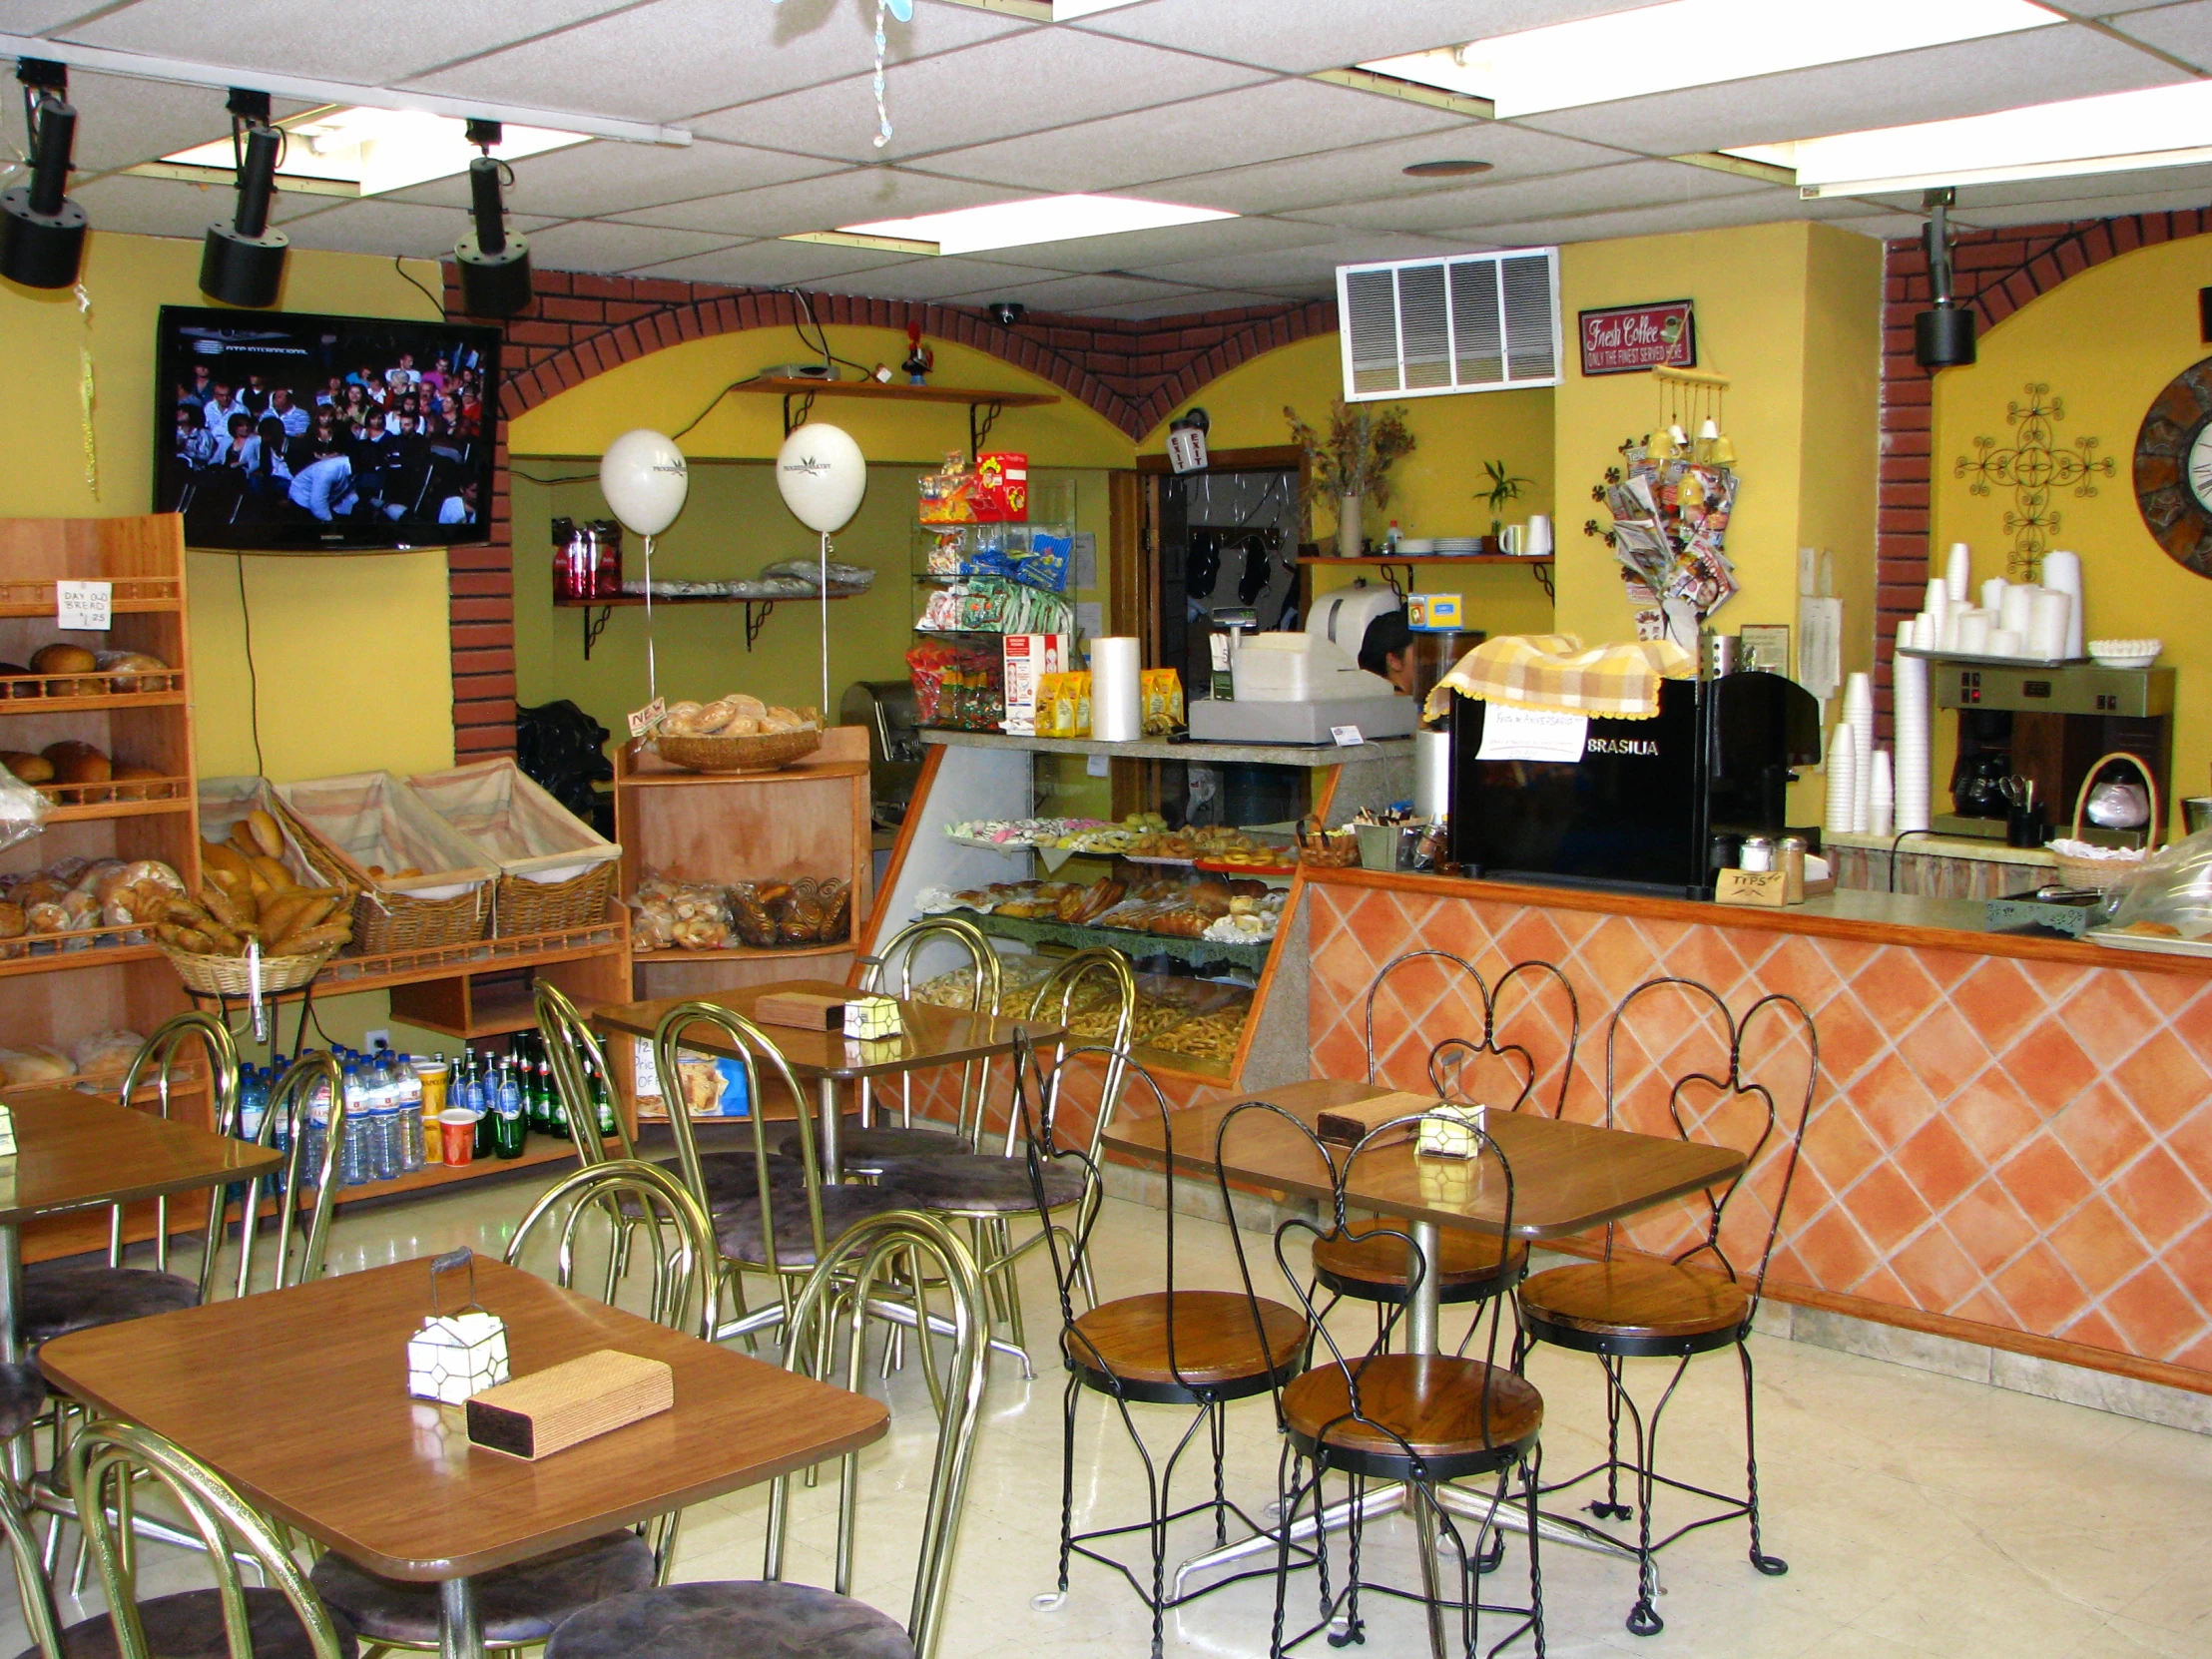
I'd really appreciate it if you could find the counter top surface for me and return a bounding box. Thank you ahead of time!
[921,729,1410,766]
[1306,866,2212,977]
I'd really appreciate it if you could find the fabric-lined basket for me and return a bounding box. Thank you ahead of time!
[407,759,621,937]
[276,772,496,955]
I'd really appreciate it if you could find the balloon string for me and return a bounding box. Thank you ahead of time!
[643,532,658,705]
[820,529,830,718]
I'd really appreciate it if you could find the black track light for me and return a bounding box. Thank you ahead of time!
[455,119,533,318]
[200,89,288,307]
[1915,186,1975,371]
[1,59,87,290]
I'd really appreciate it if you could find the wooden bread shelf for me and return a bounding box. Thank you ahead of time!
[0,686,188,714]
[630,941,852,963]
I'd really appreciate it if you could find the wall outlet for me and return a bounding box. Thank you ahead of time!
[363,1028,391,1051]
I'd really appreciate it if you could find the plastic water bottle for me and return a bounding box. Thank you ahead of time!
[339,1065,369,1186]
[367,1053,400,1183]
[393,1053,425,1173]
[298,1062,328,1190]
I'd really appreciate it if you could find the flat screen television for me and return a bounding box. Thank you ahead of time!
[154,306,501,552]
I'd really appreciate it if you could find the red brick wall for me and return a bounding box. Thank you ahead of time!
[1877,210,2212,737]
[439,267,1333,757]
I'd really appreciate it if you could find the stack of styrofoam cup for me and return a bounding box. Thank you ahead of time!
[1826,725,1857,835]
[1844,672,1875,833]
[2041,551,2084,658]
[1870,749,1896,838]
[2028,589,2071,661]
[1946,543,1972,606]
[1894,617,1932,832]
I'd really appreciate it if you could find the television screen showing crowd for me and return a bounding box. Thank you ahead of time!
[164,336,488,537]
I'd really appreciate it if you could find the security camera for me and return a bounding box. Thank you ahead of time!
[987,300,1026,326]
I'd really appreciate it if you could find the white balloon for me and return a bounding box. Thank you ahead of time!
[776,422,867,534]
[599,429,689,537]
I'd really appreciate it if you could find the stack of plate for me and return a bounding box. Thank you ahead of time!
[1435,537,1483,555]
[1397,538,1436,554]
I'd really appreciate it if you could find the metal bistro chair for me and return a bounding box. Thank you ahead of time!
[310,1161,720,1654]
[47,1417,358,1659]
[1515,977,1817,1638]
[1221,1100,1545,1659]
[874,948,1137,1373]
[1308,953,1579,1351]
[543,1212,989,1659]
[18,1013,244,1349]
[1024,1038,1310,1659]
[653,1001,919,1345]
[791,916,1005,1176]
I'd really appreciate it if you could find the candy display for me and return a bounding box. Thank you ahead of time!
[915,576,1075,637]
[905,639,1003,731]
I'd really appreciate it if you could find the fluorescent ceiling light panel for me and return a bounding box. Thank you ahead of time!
[837,193,1235,255]
[1736,82,2212,196]
[162,107,586,197]
[1361,0,2060,119]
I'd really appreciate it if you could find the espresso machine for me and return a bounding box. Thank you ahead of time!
[838,680,924,831]
[1934,662,2174,847]
[1448,671,1822,897]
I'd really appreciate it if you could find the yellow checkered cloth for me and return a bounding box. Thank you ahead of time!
[1423,633,1696,722]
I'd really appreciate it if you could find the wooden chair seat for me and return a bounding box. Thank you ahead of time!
[544,1580,913,1659]
[1284,1355,1541,1479]
[1311,1219,1526,1307]
[20,1264,200,1348]
[19,1587,358,1659]
[1063,1291,1308,1403]
[311,1532,652,1647]
[1517,1259,1751,1354]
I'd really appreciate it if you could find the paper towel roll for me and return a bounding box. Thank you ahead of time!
[1980,577,2007,615]
[1089,636,1143,742]
[1946,543,1972,604]
[2041,550,2084,658]
[2028,590,2070,661]
[1826,725,1857,834]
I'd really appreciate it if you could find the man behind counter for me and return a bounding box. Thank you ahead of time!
[1358,607,1417,695]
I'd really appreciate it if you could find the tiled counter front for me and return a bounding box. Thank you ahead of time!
[1305,870,2212,1391]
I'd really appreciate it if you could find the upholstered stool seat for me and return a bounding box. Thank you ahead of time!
[20,1263,199,1348]
[545,1580,913,1659]
[20,1588,358,1659]
[866,1157,1082,1215]
[650,1151,806,1213]
[0,1363,46,1439]
[779,1120,972,1176]
[714,1184,919,1270]
[310,1533,654,1647]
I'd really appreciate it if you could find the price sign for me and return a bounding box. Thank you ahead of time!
[1330,725,1365,747]
[626,697,666,740]
[55,580,112,632]
[633,1037,662,1099]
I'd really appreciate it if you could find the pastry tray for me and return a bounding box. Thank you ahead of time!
[2085,927,2212,957]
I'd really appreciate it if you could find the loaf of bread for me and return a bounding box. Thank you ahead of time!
[0,1045,72,1086]
[42,741,111,785]
[71,1029,144,1081]
[0,663,35,699]
[2,752,53,784]
[31,643,100,697]
[94,651,169,693]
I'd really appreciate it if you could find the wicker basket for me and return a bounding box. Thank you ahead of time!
[2050,751,2162,891]
[161,944,334,997]
[496,859,619,937]
[654,727,823,775]
[1296,817,1361,868]
[277,780,493,955]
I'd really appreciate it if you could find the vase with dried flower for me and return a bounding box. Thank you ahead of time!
[1287,400,1415,556]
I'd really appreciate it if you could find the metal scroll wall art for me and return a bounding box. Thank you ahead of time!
[1953,382,2112,583]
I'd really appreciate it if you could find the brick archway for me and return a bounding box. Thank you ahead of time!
[1878,208,2212,734]
[440,267,1335,756]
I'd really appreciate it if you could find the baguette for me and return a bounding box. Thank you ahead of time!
[246,809,283,858]
[271,919,349,955]
[198,880,248,929]
[201,841,255,884]
[248,854,296,894]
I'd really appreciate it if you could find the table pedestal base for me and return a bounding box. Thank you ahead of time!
[440,1575,483,1659]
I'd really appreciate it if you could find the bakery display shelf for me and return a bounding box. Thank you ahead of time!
[332,1135,582,1204]
[0,577,182,617]
[0,680,188,713]
[190,915,628,1004]
[0,933,163,979]
[35,775,194,818]
[0,1067,206,1102]
[922,728,1412,767]
[616,759,870,788]
[630,940,852,963]
[967,911,1270,969]
[388,980,596,1040]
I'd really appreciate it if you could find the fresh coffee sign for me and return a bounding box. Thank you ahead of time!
[1578,299,1696,375]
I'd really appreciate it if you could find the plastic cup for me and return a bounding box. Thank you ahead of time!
[417,1062,450,1164]
[439,1110,477,1166]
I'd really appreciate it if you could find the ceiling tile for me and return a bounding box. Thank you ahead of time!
[62,73,312,172]
[72,172,230,241]
[401,0,1025,125]
[1863,159,2212,216]
[1520,26,2187,155]
[1912,180,2212,229]
[0,0,104,29]
[1070,0,1638,76]
[913,77,1468,194]
[382,138,838,217]
[1126,232,1487,298]
[273,197,557,258]
[1285,158,1771,235]
[1075,289,1296,320]
[976,215,1341,274]
[930,272,1204,311]
[792,255,1063,301]
[57,0,637,86]
[524,220,744,274]
[2106,1,2212,71]
[1452,187,1857,248]
[693,29,1274,166]
[628,238,917,286]
[1148,124,1640,217]
[608,167,1024,236]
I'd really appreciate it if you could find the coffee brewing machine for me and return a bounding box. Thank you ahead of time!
[1933,662,2173,847]
[1448,671,1821,897]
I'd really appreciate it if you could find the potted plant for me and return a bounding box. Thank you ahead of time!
[1286,400,1415,556]
[1478,459,1532,551]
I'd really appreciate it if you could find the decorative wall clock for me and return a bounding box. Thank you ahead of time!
[2133,354,2212,578]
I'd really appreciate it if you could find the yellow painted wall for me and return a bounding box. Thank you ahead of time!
[1,228,461,1053]
[1145,332,1560,640]
[1933,233,2212,831]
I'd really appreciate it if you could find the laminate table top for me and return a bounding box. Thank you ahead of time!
[1101,1078,1744,1240]
[38,1256,888,1581]
[594,978,1064,1081]
[0,1088,279,1227]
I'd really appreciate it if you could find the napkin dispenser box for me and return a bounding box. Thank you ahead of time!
[754,992,848,1031]
[466,1350,673,1460]
[1448,672,1820,898]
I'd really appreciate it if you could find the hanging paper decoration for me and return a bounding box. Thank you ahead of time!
[1582,366,1739,646]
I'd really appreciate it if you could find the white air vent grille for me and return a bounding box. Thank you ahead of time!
[1337,248,1560,401]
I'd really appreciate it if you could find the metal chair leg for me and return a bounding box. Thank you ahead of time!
[1740,1341,1788,1577]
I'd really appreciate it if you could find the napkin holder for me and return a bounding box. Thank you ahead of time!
[407,1248,510,1405]
[755,992,848,1032]
[1414,1104,1487,1161]
[842,994,901,1040]
[466,1350,673,1460]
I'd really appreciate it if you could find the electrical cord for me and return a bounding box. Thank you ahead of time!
[789,287,873,379]
[1886,828,1941,893]
[235,555,266,778]
[509,467,603,486]
[392,254,444,317]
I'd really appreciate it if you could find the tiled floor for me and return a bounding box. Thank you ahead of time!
[15,1174,2212,1659]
